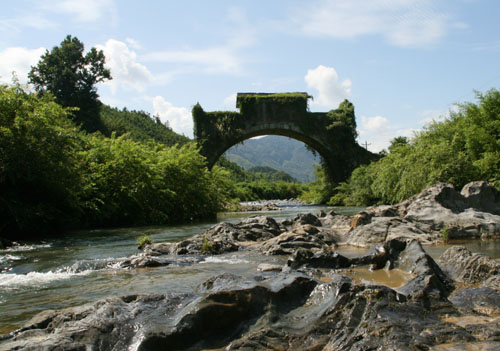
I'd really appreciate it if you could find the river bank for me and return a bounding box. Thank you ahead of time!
[1,182,499,350]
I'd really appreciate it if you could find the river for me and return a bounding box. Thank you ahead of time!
[1,205,499,335]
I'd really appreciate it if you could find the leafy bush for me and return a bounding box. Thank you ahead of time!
[79,136,223,227]
[200,237,215,254]
[332,89,500,205]
[138,234,152,248]
[0,84,226,240]
[0,83,84,237]
[440,226,450,243]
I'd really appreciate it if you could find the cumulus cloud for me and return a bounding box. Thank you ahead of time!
[305,65,351,108]
[291,0,450,48]
[358,115,415,152]
[96,39,153,93]
[152,96,193,138]
[0,47,45,84]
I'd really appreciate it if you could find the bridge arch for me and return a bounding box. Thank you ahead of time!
[193,93,377,183]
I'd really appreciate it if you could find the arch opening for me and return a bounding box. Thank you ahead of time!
[223,134,322,183]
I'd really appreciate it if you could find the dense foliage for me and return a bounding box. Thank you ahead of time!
[28,35,111,133]
[236,92,310,115]
[331,89,500,206]
[0,84,225,240]
[215,158,306,201]
[0,84,83,236]
[100,105,189,146]
[247,166,297,182]
[230,181,306,201]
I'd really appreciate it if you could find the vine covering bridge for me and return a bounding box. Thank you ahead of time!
[192,93,377,182]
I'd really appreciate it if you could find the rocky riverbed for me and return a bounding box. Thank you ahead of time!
[1,181,499,350]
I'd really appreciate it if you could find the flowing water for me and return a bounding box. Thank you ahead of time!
[0,205,498,335]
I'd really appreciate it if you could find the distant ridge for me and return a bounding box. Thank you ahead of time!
[224,135,320,183]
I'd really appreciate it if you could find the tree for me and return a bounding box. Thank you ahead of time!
[28,35,111,133]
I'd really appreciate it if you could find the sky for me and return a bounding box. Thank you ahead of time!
[1,0,500,152]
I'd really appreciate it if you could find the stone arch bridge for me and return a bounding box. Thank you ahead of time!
[192,93,377,182]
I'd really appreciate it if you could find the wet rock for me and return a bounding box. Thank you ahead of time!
[2,242,496,351]
[429,341,500,351]
[119,255,172,269]
[146,222,241,256]
[461,181,500,215]
[393,239,455,300]
[257,263,283,272]
[287,237,454,301]
[255,225,337,256]
[226,277,472,351]
[197,273,247,292]
[448,287,500,316]
[320,211,352,234]
[346,182,500,246]
[236,215,282,240]
[350,210,372,229]
[292,213,322,227]
[288,248,350,269]
[395,182,500,238]
[439,246,500,287]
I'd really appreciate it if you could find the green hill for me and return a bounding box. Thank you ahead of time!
[100,105,190,146]
[224,136,320,183]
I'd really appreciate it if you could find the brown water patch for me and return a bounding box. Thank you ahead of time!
[342,267,415,288]
[0,324,17,335]
[335,245,370,258]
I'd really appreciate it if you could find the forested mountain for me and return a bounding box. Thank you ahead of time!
[100,105,189,146]
[224,136,320,183]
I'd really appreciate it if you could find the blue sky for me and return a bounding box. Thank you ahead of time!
[1,0,499,151]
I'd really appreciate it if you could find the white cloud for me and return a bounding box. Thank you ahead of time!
[0,47,45,84]
[152,96,193,138]
[359,115,415,152]
[143,46,242,75]
[42,0,117,23]
[361,115,389,133]
[420,109,447,125]
[291,0,450,48]
[125,38,141,50]
[420,104,459,125]
[223,93,238,111]
[305,65,351,108]
[0,14,56,37]
[142,7,255,76]
[96,39,153,93]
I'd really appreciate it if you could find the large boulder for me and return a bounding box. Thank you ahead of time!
[253,225,338,256]
[345,182,500,246]
[461,181,500,215]
[2,241,498,351]
[0,274,318,351]
[439,245,500,288]
[288,237,454,300]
